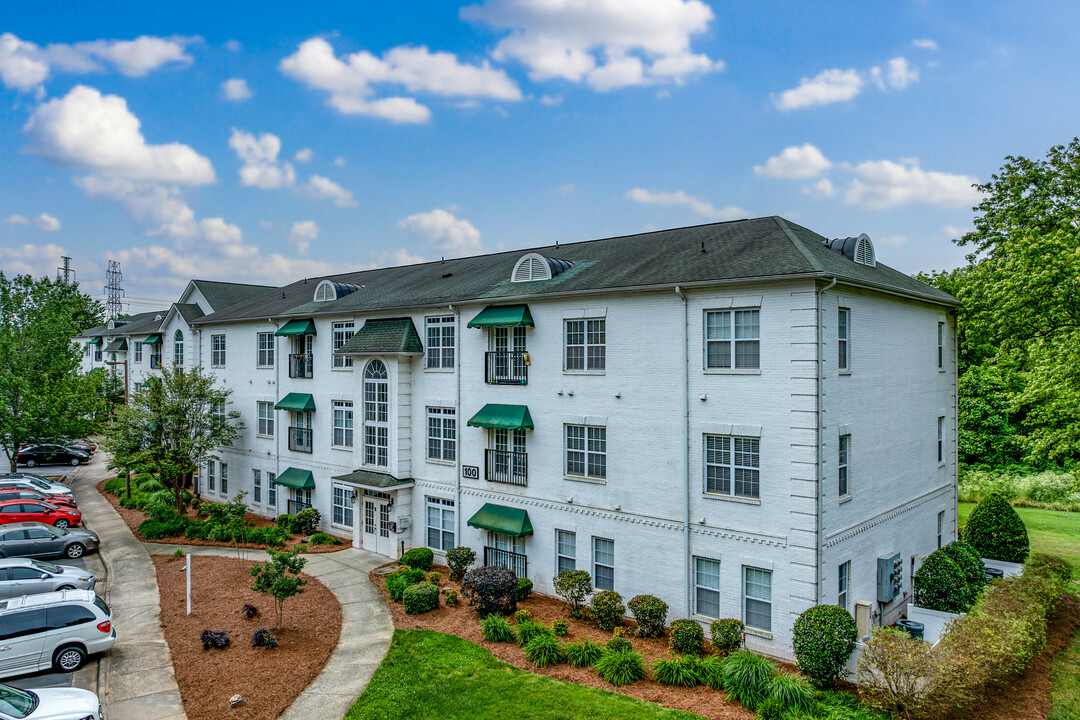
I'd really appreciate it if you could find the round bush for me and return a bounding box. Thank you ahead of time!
[913,551,970,614]
[403,583,440,615]
[138,515,187,540]
[940,541,987,607]
[293,507,321,535]
[275,514,296,533]
[591,590,625,631]
[461,566,518,617]
[553,569,593,618]
[627,595,668,638]
[402,547,434,571]
[445,546,476,581]
[606,635,632,654]
[552,619,569,637]
[669,619,705,655]
[964,493,1030,563]
[710,618,744,655]
[251,628,278,649]
[594,649,646,687]
[516,577,534,601]
[792,605,858,686]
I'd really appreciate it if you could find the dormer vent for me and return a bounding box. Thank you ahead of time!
[822,233,876,268]
[511,252,574,283]
[314,280,364,302]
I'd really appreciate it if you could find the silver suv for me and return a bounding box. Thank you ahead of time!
[0,590,115,678]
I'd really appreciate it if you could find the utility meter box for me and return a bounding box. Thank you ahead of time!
[877,552,903,603]
[397,516,411,532]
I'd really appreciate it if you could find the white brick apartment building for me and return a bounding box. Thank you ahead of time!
[75,217,958,658]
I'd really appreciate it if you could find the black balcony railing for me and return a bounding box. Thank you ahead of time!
[485,449,528,486]
[289,353,314,379]
[288,426,313,453]
[485,351,528,385]
[149,353,162,369]
[484,546,528,578]
[287,499,311,515]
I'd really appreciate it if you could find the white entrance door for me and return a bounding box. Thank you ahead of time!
[363,499,393,556]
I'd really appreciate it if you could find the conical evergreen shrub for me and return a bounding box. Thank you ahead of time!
[964,493,1029,563]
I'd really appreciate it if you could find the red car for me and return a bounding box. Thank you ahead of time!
[0,486,79,509]
[0,499,82,528]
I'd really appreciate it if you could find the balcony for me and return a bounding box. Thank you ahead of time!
[485,449,528,486]
[149,354,162,369]
[287,499,311,515]
[484,546,528,578]
[289,353,314,379]
[485,351,528,385]
[288,426,313,453]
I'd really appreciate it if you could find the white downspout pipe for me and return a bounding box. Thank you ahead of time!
[815,277,837,605]
[450,304,462,544]
[270,318,282,517]
[675,286,690,619]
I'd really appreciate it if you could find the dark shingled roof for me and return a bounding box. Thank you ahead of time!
[191,280,277,311]
[193,217,958,326]
[75,310,167,339]
[173,303,205,324]
[330,469,414,491]
[337,318,423,355]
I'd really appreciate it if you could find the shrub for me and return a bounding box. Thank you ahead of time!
[698,655,727,689]
[241,603,259,619]
[590,590,625,631]
[669,619,704,655]
[184,520,210,540]
[857,627,936,717]
[767,672,814,713]
[480,614,516,643]
[401,547,434,571]
[552,619,569,637]
[442,588,458,606]
[403,583,440,615]
[310,532,342,546]
[200,629,230,650]
[940,541,987,607]
[251,628,278,649]
[721,650,777,711]
[425,571,443,585]
[514,609,532,624]
[913,550,971,613]
[653,654,702,687]
[171,547,185,560]
[516,577,534,601]
[606,635,632,654]
[461,566,518,617]
[710,618,744,655]
[246,527,291,548]
[594,649,646,687]
[553,569,593,618]
[1026,551,1072,584]
[756,698,786,720]
[275,514,296,533]
[525,634,566,667]
[386,567,426,602]
[249,548,308,629]
[792,605,858,687]
[138,515,187,540]
[565,639,606,668]
[516,620,553,647]
[627,594,668,638]
[103,477,126,495]
[293,507,321,535]
[294,544,308,554]
[964,493,1030,563]
[445,546,476,581]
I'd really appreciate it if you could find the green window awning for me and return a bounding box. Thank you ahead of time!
[336,318,423,355]
[467,503,533,537]
[273,467,315,490]
[104,338,128,353]
[275,393,316,412]
[467,305,534,329]
[467,404,534,430]
[88,337,102,345]
[276,319,317,336]
[142,334,162,345]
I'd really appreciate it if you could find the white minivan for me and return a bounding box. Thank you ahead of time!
[0,590,115,678]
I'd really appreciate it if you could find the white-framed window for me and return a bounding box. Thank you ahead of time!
[134,341,143,362]
[937,510,945,549]
[332,322,355,368]
[566,425,606,479]
[211,400,225,426]
[94,346,102,362]
[704,435,760,499]
[257,401,274,437]
[937,416,945,463]
[838,308,850,371]
[425,496,455,550]
[211,334,226,367]
[705,309,760,369]
[257,332,274,367]
[332,400,354,448]
[364,360,389,467]
[556,530,576,574]
[565,318,605,371]
[173,330,184,366]
[332,485,354,527]
[426,407,456,461]
[253,469,262,504]
[694,557,721,618]
[743,566,772,632]
[593,537,615,591]
[84,343,90,357]
[207,460,215,492]
[426,316,455,369]
[220,462,228,495]
[838,434,850,496]
[938,322,945,369]
[267,471,277,508]
[838,561,850,611]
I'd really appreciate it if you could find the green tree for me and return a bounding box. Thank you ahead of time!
[0,274,104,472]
[250,548,308,628]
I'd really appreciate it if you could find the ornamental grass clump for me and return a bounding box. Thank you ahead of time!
[697,655,727,689]
[524,634,566,667]
[565,639,606,668]
[653,654,703,687]
[516,620,553,647]
[627,594,668,638]
[668,619,705,655]
[461,565,518,617]
[792,605,858,687]
[963,493,1030,563]
[722,650,777,712]
[766,672,814,714]
[594,649,646,687]
[590,590,625,631]
[480,614,516,643]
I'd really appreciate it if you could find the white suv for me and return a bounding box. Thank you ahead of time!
[0,590,115,678]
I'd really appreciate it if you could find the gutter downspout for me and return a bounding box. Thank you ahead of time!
[815,277,837,606]
[675,286,690,619]
[450,304,462,544]
[270,319,282,515]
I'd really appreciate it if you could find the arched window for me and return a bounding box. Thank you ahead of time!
[363,360,389,466]
[173,330,184,366]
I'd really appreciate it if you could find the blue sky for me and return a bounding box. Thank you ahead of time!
[2,1,1079,311]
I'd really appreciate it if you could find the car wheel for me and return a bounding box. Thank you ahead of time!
[25,459,36,467]
[53,645,86,673]
[54,519,70,529]
[69,458,80,466]
[65,543,85,558]
[56,584,75,591]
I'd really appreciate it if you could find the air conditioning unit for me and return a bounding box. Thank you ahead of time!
[877,552,903,603]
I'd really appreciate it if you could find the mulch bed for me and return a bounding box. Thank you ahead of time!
[153,554,342,720]
[372,564,756,720]
[98,478,347,553]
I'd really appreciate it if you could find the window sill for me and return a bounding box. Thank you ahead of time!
[563,369,606,376]
[702,492,761,505]
[330,523,353,532]
[703,369,761,375]
[744,627,773,640]
[838,370,852,376]
[938,369,947,374]
[255,434,274,440]
[424,367,455,373]
[564,475,607,485]
[330,445,355,452]
[691,614,718,625]
[839,495,853,505]
[256,365,274,370]
[938,462,947,468]
[211,364,225,369]
[426,458,456,466]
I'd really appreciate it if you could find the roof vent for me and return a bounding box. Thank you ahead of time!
[314,280,364,303]
[511,252,574,283]
[822,233,876,268]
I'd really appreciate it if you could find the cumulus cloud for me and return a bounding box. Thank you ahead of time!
[463,0,722,90]
[754,143,832,179]
[944,224,972,239]
[4,215,29,225]
[884,57,918,89]
[912,39,939,51]
[0,243,69,276]
[294,148,313,162]
[773,56,920,111]
[625,187,745,220]
[34,213,61,231]
[288,220,319,255]
[398,208,481,257]
[229,129,296,189]
[305,175,357,207]
[377,248,427,266]
[222,78,253,101]
[333,156,347,167]
[843,159,981,209]
[802,178,836,199]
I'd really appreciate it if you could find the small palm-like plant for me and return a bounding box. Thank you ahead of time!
[722,650,778,711]
[653,654,703,687]
[524,634,566,667]
[594,649,646,687]
[565,639,606,668]
[481,614,516,643]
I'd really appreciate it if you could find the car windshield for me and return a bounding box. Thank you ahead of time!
[39,501,59,510]
[0,684,37,717]
[27,479,49,490]
[30,559,62,573]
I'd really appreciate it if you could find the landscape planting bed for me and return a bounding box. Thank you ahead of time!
[153,554,342,720]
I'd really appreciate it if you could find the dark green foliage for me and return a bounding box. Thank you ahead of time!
[552,569,593,617]
[958,365,1023,466]
[721,650,777,711]
[276,514,296,533]
[514,608,532,624]
[516,577,533,601]
[401,547,434,571]
[564,639,606,668]
[250,548,307,628]
[442,588,458,606]
[241,603,258,619]
[552,619,569,637]
[710,618,744,655]
[425,571,442,585]
[964,493,1030,563]
[461,566,518,617]
[292,507,321,535]
[756,698,786,720]
[940,541,987,607]
[591,590,625,631]
[594,649,646,687]
[1026,552,1072,583]
[792,605,858,687]
[914,549,976,613]
[386,567,426,602]
[403,583,440,615]
[606,635,632,654]
[480,614,516,643]
[103,477,127,495]
[251,628,277,649]
[200,629,230,650]
[524,634,565,667]
[767,672,814,713]
[138,515,187,539]
[697,655,726,689]
[627,594,668,638]
[445,546,476,581]
[653,654,702,687]
[310,532,342,546]
[668,619,704,655]
[242,526,290,547]
[184,520,210,540]
[516,620,553,647]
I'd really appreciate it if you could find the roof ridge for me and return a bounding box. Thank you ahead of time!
[771,216,825,273]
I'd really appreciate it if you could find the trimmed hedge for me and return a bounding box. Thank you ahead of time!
[913,550,971,614]
[461,566,518,617]
[710,618,744,655]
[627,594,668,638]
[403,583,440,615]
[940,541,987,607]
[668,619,704,655]
[964,493,1030,563]
[402,547,434,571]
[590,590,625,631]
[516,577,534,601]
[138,515,187,540]
[792,605,858,687]
[386,567,426,602]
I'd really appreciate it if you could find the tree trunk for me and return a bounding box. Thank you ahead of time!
[124,470,131,501]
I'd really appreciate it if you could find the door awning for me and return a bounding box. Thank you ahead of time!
[467,305,534,329]
[275,319,317,336]
[467,503,533,537]
[467,404,533,430]
[105,338,128,353]
[142,334,162,345]
[331,469,414,493]
[88,337,102,345]
[273,467,315,490]
[275,393,316,412]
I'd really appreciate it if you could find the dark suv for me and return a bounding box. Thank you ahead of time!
[15,445,89,468]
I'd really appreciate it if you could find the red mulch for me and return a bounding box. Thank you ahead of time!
[97,478,347,553]
[153,554,341,720]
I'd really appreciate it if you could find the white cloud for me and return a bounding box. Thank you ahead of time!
[0,243,68,276]
[34,213,61,231]
[463,0,722,89]
[0,34,50,90]
[377,248,426,266]
[912,39,939,51]
[294,148,313,162]
[398,208,481,257]
[877,234,908,246]
[4,214,29,225]
[74,36,193,77]
[625,187,745,220]
[802,177,836,199]
[885,57,918,89]
[305,175,357,207]
[228,129,296,189]
[76,176,200,239]
[288,220,319,255]
[224,40,242,53]
[327,94,432,124]
[844,159,981,209]
[773,68,863,111]
[222,78,253,101]
[333,156,347,167]
[24,85,215,185]
[539,94,562,106]
[944,224,972,239]
[754,143,832,179]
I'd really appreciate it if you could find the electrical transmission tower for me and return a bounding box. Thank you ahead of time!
[56,256,75,284]
[104,260,126,320]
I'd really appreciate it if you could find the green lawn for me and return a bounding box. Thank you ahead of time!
[344,629,702,720]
